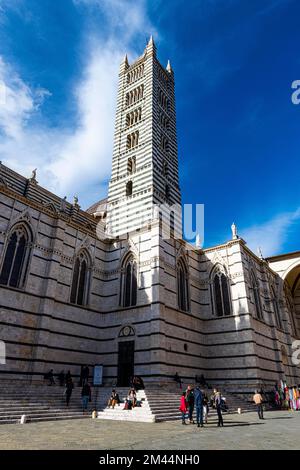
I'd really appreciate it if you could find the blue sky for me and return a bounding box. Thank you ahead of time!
[0,0,299,256]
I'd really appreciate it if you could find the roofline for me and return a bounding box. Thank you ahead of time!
[266,250,300,262]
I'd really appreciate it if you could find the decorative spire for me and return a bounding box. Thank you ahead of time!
[120,53,129,71]
[166,59,173,73]
[195,233,202,249]
[147,35,154,47]
[145,35,156,56]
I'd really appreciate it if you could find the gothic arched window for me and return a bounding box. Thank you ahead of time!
[271,286,282,329]
[284,283,297,337]
[126,180,133,196]
[121,254,137,307]
[212,266,231,317]
[0,223,32,288]
[177,258,189,312]
[250,271,263,320]
[70,250,90,306]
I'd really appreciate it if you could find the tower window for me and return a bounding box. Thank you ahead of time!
[0,223,32,288]
[127,156,136,174]
[125,85,144,107]
[161,135,169,152]
[126,131,139,149]
[70,250,90,306]
[126,108,142,127]
[160,112,169,130]
[127,65,144,85]
[165,184,170,201]
[126,180,133,196]
[158,88,169,112]
[162,161,168,177]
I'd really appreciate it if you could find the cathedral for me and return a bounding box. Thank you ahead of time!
[0,37,299,392]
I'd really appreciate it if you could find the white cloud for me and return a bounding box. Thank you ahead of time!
[240,208,300,257]
[0,0,156,208]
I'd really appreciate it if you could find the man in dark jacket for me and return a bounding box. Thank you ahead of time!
[194,387,204,427]
[185,386,195,424]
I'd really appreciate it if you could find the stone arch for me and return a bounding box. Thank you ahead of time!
[283,264,300,338]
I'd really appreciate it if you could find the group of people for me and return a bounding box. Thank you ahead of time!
[43,367,92,413]
[107,388,139,410]
[273,381,300,411]
[179,386,226,427]
[107,377,145,411]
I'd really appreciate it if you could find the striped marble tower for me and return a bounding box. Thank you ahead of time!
[106,36,181,238]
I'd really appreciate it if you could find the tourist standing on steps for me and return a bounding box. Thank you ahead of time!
[179,392,187,425]
[81,365,89,386]
[194,386,204,427]
[186,385,195,424]
[58,370,65,387]
[202,391,209,424]
[253,390,264,419]
[214,390,224,427]
[174,372,183,389]
[81,381,91,414]
[65,375,74,407]
[44,369,55,386]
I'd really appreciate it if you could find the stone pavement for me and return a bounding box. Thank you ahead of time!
[0,410,299,450]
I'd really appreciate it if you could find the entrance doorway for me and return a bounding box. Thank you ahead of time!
[117,340,135,386]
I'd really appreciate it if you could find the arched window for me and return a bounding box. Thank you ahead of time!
[121,254,137,307]
[126,180,133,196]
[250,271,263,320]
[212,266,231,317]
[177,258,189,312]
[165,184,170,201]
[271,286,282,329]
[127,157,136,174]
[70,250,90,306]
[0,223,32,288]
[284,284,297,337]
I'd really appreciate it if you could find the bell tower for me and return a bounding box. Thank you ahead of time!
[106,37,181,238]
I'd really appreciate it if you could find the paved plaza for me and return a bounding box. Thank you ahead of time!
[0,411,299,450]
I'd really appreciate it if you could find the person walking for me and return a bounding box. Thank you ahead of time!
[203,391,209,424]
[45,369,55,386]
[194,386,204,427]
[174,372,183,389]
[179,392,187,425]
[82,365,89,385]
[81,381,91,414]
[65,375,74,407]
[214,391,224,427]
[253,390,264,419]
[186,386,195,424]
[58,370,65,387]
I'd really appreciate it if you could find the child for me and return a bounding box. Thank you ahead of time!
[179,392,187,425]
